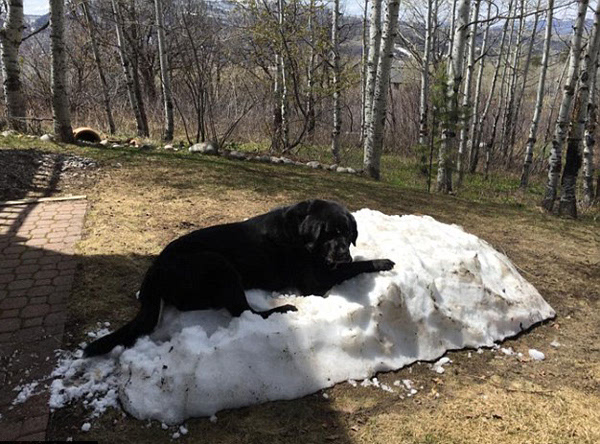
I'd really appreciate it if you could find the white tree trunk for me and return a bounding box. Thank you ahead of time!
[111,0,146,137]
[508,0,541,162]
[520,0,553,188]
[0,0,27,132]
[50,0,73,142]
[363,0,383,149]
[364,0,402,180]
[558,0,600,217]
[542,0,589,212]
[467,0,492,172]
[500,0,525,163]
[582,59,598,205]
[418,0,433,147]
[436,0,470,193]
[154,0,174,141]
[307,0,317,139]
[360,0,369,141]
[456,0,481,186]
[331,0,341,163]
[82,0,116,135]
[278,0,289,150]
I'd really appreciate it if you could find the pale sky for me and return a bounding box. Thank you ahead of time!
[24,0,48,16]
[22,0,580,20]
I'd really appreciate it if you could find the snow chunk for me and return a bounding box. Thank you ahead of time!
[550,340,561,348]
[51,210,555,425]
[431,357,451,374]
[12,382,39,405]
[528,349,546,361]
[81,422,91,432]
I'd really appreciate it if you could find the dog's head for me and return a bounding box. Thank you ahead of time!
[283,199,358,266]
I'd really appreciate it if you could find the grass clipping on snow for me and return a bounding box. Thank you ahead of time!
[52,210,555,425]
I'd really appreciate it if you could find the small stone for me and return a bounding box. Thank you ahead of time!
[164,144,174,150]
[2,130,18,137]
[306,161,321,169]
[189,142,218,154]
[40,134,53,142]
[99,139,109,146]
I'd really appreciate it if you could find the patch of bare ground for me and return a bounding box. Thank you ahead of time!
[19,148,597,444]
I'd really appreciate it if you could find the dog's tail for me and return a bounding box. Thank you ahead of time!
[83,269,162,358]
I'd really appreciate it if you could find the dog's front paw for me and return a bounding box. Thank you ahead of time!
[372,259,395,272]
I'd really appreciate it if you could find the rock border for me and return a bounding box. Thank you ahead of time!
[187,145,360,175]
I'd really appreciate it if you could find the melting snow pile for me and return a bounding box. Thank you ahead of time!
[52,210,555,424]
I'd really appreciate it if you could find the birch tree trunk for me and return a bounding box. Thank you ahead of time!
[582,59,598,205]
[307,0,317,140]
[82,0,116,135]
[456,0,480,187]
[418,0,433,147]
[467,0,492,171]
[447,0,457,58]
[278,0,289,150]
[111,0,147,137]
[154,0,174,141]
[126,0,149,137]
[558,0,600,217]
[363,0,401,180]
[331,0,341,163]
[508,0,541,163]
[500,0,525,164]
[0,0,27,132]
[436,0,470,193]
[542,0,589,212]
[50,0,74,142]
[520,0,553,188]
[363,0,382,147]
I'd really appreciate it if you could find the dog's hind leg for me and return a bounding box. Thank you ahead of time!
[161,251,297,318]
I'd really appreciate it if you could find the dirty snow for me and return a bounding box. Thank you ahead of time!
[50,210,554,424]
[12,382,39,405]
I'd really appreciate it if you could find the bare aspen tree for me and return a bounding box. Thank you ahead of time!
[457,0,480,187]
[364,0,401,180]
[508,0,541,162]
[278,0,289,150]
[447,0,457,58]
[154,0,174,141]
[418,0,433,147]
[331,0,341,163]
[520,0,553,188]
[558,0,600,217]
[363,0,382,145]
[582,59,598,205]
[50,0,74,142]
[436,0,470,193]
[0,0,26,132]
[500,0,525,164]
[360,0,369,141]
[111,0,147,137]
[467,0,492,171]
[542,0,588,212]
[82,0,116,135]
[483,0,515,178]
[307,0,317,140]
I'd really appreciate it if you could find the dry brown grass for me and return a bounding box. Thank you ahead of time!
[27,145,600,444]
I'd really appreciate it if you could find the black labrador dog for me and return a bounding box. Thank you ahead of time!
[84,199,395,357]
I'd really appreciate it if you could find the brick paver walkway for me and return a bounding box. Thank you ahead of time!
[0,199,86,441]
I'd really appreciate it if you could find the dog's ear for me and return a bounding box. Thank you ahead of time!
[281,200,315,243]
[348,213,358,246]
[299,215,324,251]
